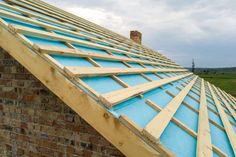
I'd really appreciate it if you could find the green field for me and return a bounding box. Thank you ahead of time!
[196,72,236,97]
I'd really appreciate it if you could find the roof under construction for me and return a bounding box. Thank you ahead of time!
[0,0,235,156]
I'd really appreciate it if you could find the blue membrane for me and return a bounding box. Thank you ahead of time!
[81,76,123,94]
[50,55,94,67]
[111,51,128,58]
[96,41,110,47]
[184,96,200,111]
[174,104,199,132]
[208,110,223,127]
[54,30,89,41]
[227,114,236,123]
[37,18,71,30]
[127,62,143,68]
[73,44,107,55]
[144,73,161,81]
[144,64,154,68]
[210,123,235,157]
[148,90,172,108]
[94,59,128,68]
[112,96,158,128]
[167,87,180,96]
[233,125,236,133]
[189,91,200,101]
[160,122,197,157]
[25,35,68,48]
[207,97,214,104]
[213,152,220,157]
[158,73,169,78]
[1,17,45,31]
[207,102,218,113]
[117,74,148,86]
[0,6,22,15]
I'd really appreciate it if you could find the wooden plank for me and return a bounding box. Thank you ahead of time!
[219,89,236,111]
[146,100,197,138]
[35,44,182,68]
[99,73,193,108]
[196,79,213,157]
[9,24,180,66]
[0,19,164,157]
[142,76,197,143]
[207,82,236,154]
[213,86,236,120]
[64,66,187,77]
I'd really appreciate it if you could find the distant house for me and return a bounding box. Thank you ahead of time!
[0,0,235,156]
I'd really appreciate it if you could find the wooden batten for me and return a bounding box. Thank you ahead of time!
[142,76,197,143]
[0,19,164,157]
[207,82,236,155]
[99,73,193,108]
[64,67,187,77]
[196,79,213,157]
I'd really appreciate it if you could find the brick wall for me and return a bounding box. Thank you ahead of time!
[0,47,124,157]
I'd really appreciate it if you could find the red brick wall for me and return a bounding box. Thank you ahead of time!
[0,47,124,157]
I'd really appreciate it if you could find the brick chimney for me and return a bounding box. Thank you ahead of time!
[130,30,142,44]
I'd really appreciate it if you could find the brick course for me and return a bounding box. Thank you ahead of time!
[0,47,124,157]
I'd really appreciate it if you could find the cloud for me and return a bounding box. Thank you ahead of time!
[43,0,236,67]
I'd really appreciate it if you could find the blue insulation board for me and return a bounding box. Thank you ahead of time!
[94,59,128,68]
[174,104,199,132]
[227,114,236,123]
[210,123,235,157]
[213,152,221,157]
[25,35,68,48]
[73,44,107,55]
[111,51,128,58]
[81,76,124,94]
[184,96,200,111]
[112,96,158,128]
[208,110,224,127]
[38,18,71,30]
[144,64,154,68]
[160,122,197,157]
[1,16,45,31]
[50,55,94,67]
[144,73,161,81]
[54,30,89,41]
[117,74,148,86]
[148,88,173,108]
[0,6,22,15]
[189,91,200,100]
[207,102,218,112]
[127,62,144,68]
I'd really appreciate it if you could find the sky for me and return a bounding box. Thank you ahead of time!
[43,0,236,68]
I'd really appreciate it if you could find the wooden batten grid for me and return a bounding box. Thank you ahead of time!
[0,16,166,157]
[142,76,197,143]
[207,82,236,155]
[0,0,236,156]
